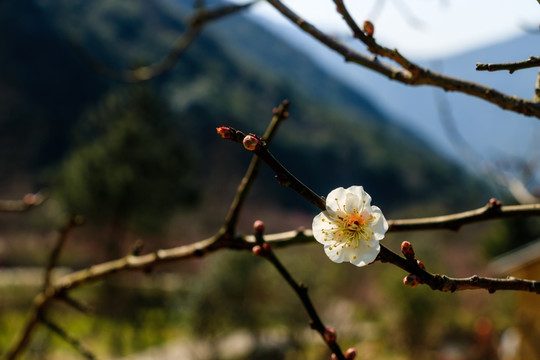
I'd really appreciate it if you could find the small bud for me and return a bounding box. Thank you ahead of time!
[252,245,263,257]
[216,126,235,139]
[403,274,419,288]
[488,197,502,209]
[253,220,265,234]
[23,193,37,205]
[331,355,338,360]
[363,20,374,36]
[324,328,337,343]
[417,260,425,270]
[401,241,415,259]
[345,348,357,360]
[252,243,271,257]
[243,134,262,151]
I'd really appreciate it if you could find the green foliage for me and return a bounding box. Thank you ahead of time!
[53,87,197,231]
[482,217,540,258]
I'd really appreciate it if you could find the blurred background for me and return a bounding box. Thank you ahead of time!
[1,0,539,359]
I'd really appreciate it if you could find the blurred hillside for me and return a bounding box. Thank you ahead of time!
[0,0,487,220]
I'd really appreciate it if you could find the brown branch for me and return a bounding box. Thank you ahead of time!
[4,102,287,360]
[534,70,540,103]
[476,56,540,73]
[0,193,45,213]
[253,229,346,359]
[73,1,257,82]
[377,247,540,293]
[387,201,540,232]
[43,216,81,289]
[222,100,290,234]
[266,0,540,118]
[39,316,96,360]
[6,198,540,359]
[221,127,540,294]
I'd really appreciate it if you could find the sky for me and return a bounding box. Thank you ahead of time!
[232,0,539,58]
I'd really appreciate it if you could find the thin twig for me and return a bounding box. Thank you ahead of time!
[387,202,540,231]
[266,0,540,118]
[43,215,80,289]
[73,1,257,82]
[254,231,346,359]
[0,193,45,213]
[40,316,96,360]
[535,69,540,102]
[223,100,290,234]
[476,56,540,73]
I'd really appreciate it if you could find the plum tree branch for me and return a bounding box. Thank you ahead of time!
[73,1,258,82]
[221,126,540,294]
[0,193,45,213]
[266,0,540,118]
[476,56,540,73]
[253,229,346,359]
[222,100,290,234]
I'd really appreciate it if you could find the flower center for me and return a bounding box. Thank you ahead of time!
[335,210,373,246]
[322,207,375,252]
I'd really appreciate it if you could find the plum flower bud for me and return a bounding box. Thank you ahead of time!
[243,134,262,151]
[23,193,37,205]
[312,186,388,267]
[403,274,419,288]
[488,197,502,208]
[401,241,415,259]
[363,20,374,36]
[216,126,235,139]
[252,243,271,257]
[253,220,265,234]
[324,328,337,343]
[417,260,425,269]
[252,245,263,257]
[345,348,357,360]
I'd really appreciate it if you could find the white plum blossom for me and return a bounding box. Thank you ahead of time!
[312,186,388,267]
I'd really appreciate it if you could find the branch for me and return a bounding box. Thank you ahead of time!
[0,193,45,213]
[222,100,290,234]
[377,246,540,293]
[43,216,81,289]
[73,1,258,82]
[39,316,96,360]
[387,200,540,231]
[476,56,540,73]
[265,0,540,118]
[253,226,346,359]
[534,68,540,103]
[221,127,540,294]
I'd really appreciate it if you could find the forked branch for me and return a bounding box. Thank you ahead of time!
[265,0,540,118]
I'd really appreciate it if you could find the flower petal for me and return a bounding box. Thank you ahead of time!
[325,187,347,214]
[350,241,380,267]
[369,206,388,241]
[324,244,346,263]
[347,186,372,209]
[312,212,333,244]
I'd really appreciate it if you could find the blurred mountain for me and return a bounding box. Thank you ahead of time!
[255,17,540,166]
[0,0,487,220]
